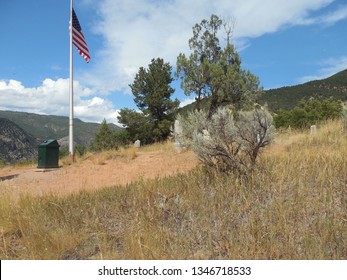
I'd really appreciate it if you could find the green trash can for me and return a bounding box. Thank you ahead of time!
[37,139,60,168]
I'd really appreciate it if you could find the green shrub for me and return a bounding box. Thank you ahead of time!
[178,107,275,174]
[0,158,6,167]
[274,99,343,129]
[90,119,119,151]
[59,145,87,159]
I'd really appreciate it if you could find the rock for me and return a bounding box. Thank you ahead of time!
[0,118,38,163]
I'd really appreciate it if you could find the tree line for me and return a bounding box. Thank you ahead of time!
[91,15,264,150]
[90,14,343,164]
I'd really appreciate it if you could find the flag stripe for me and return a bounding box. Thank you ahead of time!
[72,9,90,63]
[73,28,89,54]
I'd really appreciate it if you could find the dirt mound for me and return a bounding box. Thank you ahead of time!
[0,149,198,199]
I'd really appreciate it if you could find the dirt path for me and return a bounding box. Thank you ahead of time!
[0,149,198,198]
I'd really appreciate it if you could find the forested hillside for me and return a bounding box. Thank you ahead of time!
[0,118,37,163]
[179,69,347,114]
[0,111,122,147]
[259,69,347,111]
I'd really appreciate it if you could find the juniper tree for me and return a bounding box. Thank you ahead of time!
[176,15,262,116]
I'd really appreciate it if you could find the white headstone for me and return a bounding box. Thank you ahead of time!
[134,139,141,148]
[174,120,185,148]
[174,120,183,136]
[310,125,317,136]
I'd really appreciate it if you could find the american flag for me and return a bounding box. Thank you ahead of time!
[72,9,90,63]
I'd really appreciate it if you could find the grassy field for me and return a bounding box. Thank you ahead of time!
[0,120,346,259]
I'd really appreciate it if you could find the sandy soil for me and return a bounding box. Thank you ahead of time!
[0,149,198,198]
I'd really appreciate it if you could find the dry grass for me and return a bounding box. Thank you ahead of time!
[140,140,175,153]
[118,146,138,161]
[0,121,346,259]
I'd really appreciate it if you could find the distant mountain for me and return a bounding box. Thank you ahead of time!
[179,69,347,114]
[259,69,347,111]
[0,118,38,163]
[0,111,122,147]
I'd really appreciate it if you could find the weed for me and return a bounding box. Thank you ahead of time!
[0,120,346,259]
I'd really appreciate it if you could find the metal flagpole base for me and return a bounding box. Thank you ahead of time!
[69,153,75,163]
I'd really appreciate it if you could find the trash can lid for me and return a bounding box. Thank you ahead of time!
[38,139,60,148]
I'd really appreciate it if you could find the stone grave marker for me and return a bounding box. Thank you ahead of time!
[134,139,141,148]
[174,120,185,150]
[310,125,317,136]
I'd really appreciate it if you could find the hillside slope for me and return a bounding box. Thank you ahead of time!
[0,118,38,163]
[260,69,347,111]
[179,69,347,114]
[0,111,122,147]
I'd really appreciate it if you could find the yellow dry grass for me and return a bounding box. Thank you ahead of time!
[0,121,346,260]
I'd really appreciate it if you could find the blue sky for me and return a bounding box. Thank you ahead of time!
[1,0,347,124]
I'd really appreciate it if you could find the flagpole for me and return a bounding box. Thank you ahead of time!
[69,0,74,161]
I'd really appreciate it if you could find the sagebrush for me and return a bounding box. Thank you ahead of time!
[177,107,275,174]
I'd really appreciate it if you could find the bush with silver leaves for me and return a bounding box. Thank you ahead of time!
[177,107,275,174]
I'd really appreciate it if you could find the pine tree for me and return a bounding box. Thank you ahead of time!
[120,58,180,143]
[90,119,118,151]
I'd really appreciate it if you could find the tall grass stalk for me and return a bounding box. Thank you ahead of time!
[0,120,345,259]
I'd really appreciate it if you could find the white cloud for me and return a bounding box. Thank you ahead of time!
[298,55,347,83]
[75,97,121,124]
[2,0,344,124]
[179,98,196,108]
[81,0,335,94]
[51,65,62,71]
[324,4,347,23]
[309,4,347,25]
[0,78,120,125]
